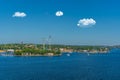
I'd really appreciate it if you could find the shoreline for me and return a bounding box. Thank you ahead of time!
[0,51,109,57]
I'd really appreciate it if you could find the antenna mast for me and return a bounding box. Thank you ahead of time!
[48,35,52,50]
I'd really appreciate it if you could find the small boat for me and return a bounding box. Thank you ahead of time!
[67,54,70,56]
[87,53,90,56]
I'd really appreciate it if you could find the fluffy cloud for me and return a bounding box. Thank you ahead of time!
[77,18,96,27]
[12,12,27,18]
[56,11,63,16]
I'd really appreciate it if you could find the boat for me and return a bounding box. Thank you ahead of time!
[67,54,70,56]
[87,53,90,56]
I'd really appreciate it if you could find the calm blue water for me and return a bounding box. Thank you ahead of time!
[0,49,120,80]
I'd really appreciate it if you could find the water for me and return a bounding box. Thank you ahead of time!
[0,49,120,80]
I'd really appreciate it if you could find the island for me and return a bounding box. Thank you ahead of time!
[0,43,110,56]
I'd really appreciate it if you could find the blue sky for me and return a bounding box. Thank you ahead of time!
[0,0,120,45]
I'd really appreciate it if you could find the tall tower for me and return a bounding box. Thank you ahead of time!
[47,35,52,50]
[42,38,46,50]
[21,41,24,49]
[48,35,52,50]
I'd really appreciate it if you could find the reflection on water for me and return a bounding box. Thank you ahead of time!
[0,49,120,80]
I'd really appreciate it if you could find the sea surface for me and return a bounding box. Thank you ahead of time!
[0,49,120,80]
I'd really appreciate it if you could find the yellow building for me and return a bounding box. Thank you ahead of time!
[0,50,6,53]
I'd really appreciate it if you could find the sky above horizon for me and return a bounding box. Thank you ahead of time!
[0,0,120,45]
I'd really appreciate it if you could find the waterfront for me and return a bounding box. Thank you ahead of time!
[0,49,120,80]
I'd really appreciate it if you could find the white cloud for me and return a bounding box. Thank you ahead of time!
[12,12,27,18]
[56,11,63,17]
[77,18,96,27]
